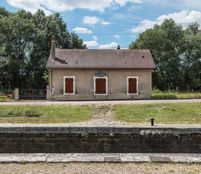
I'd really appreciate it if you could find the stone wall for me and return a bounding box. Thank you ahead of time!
[0,127,200,153]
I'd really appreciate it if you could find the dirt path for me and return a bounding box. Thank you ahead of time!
[68,105,127,127]
[89,105,117,126]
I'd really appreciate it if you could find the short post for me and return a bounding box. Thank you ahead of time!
[46,85,50,100]
[14,88,19,101]
[150,118,155,126]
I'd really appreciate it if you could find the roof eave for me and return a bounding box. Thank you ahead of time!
[46,66,155,69]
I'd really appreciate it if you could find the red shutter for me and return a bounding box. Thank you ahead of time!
[65,78,74,93]
[129,78,137,94]
[96,78,106,94]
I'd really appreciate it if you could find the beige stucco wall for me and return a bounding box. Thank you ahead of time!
[50,69,152,100]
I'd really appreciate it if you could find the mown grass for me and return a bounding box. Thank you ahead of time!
[114,102,201,124]
[152,89,201,99]
[0,105,92,124]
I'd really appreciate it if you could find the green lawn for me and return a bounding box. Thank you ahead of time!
[114,102,201,124]
[0,105,92,124]
[152,89,201,99]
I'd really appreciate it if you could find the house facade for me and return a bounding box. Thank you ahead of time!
[46,37,155,100]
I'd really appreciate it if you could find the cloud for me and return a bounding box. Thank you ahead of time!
[99,42,118,49]
[131,20,156,33]
[183,0,201,9]
[92,36,98,40]
[72,27,93,34]
[6,0,143,13]
[6,0,53,15]
[84,37,120,49]
[132,10,201,33]
[83,16,110,25]
[114,0,143,6]
[84,37,119,49]
[84,40,98,47]
[114,35,120,39]
[84,36,98,48]
[140,0,201,10]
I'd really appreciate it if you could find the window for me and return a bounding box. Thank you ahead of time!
[94,76,108,95]
[127,76,138,95]
[63,76,75,95]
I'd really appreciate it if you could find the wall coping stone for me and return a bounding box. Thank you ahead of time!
[0,126,200,134]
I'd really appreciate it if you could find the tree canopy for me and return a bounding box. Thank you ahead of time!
[0,8,86,89]
[130,19,201,91]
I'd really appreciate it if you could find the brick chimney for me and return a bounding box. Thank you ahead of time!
[50,35,56,58]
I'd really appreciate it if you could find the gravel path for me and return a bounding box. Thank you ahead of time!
[69,105,127,127]
[0,163,200,174]
[1,99,201,106]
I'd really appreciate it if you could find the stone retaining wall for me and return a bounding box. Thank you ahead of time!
[0,127,200,153]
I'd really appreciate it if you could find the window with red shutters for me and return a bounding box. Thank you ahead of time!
[64,77,75,94]
[95,78,106,94]
[128,77,138,94]
[94,77,108,95]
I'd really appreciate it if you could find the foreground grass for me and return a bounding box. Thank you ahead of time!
[0,163,200,174]
[152,89,201,99]
[114,102,201,124]
[0,105,92,124]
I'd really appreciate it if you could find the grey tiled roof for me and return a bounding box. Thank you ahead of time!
[46,49,155,69]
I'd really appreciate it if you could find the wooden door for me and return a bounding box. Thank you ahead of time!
[96,78,106,94]
[65,78,74,94]
[128,78,137,94]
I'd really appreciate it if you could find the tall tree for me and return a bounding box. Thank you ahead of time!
[130,19,185,90]
[0,7,9,17]
[70,32,86,49]
[181,23,201,91]
[0,10,34,88]
[0,8,86,89]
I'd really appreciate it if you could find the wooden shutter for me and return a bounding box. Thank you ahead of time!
[65,78,74,94]
[96,78,106,94]
[128,78,137,94]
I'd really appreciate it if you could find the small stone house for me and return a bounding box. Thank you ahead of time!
[46,37,155,100]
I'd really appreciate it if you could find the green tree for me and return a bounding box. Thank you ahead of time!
[70,32,86,49]
[130,19,184,90]
[0,10,34,88]
[26,11,72,88]
[181,24,201,91]
[0,8,86,89]
[0,7,9,17]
